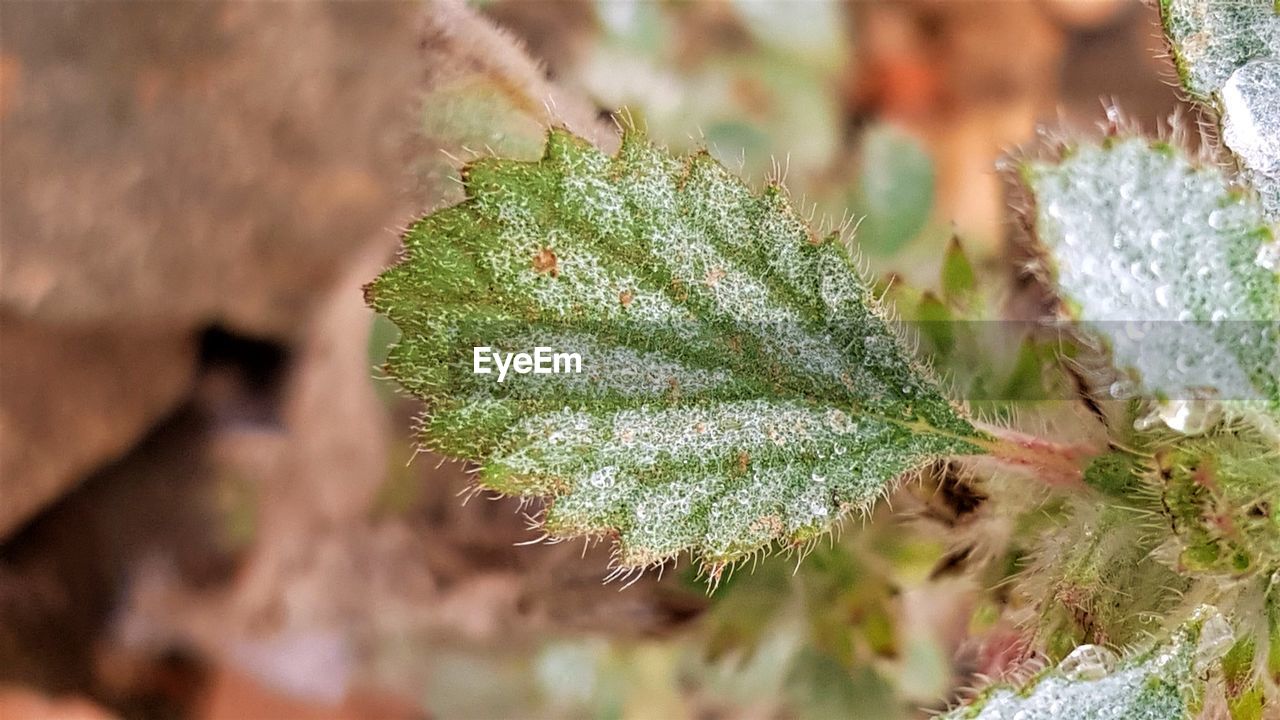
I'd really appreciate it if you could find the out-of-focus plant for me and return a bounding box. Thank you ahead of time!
[568,0,941,260]
[369,0,1280,716]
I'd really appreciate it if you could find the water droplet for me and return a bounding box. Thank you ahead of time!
[1208,209,1229,229]
[1134,407,1163,431]
[1155,285,1172,308]
[1058,644,1119,681]
[1257,242,1280,271]
[1150,230,1170,250]
[1194,609,1233,672]
[1129,260,1150,282]
[1124,321,1147,341]
[1158,398,1222,435]
[1109,379,1136,398]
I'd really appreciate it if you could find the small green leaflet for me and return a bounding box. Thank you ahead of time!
[1023,137,1280,435]
[366,128,982,575]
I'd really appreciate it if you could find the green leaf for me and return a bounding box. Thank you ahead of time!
[1222,636,1264,720]
[916,292,955,357]
[1022,137,1280,433]
[945,607,1231,720]
[366,128,983,574]
[855,124,935,256]
[940,236,978,309]
[1160,0,1280,217]
[1081,450,1144,498]
[997,337,1053,403]
[1030,503,1188,660]
[1158,431,1280,578]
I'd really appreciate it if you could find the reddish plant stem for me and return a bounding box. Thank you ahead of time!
[973,423,1102,487]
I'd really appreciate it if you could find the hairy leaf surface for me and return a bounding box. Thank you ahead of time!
[1161,0,1280,217]
[366,128,982,572]
[1161,0,1279,101]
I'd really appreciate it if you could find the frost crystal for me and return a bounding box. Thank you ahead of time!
[366,128,982,572]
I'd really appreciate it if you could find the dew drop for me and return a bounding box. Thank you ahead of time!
[1109,379,1136,398]
[1058,644,1119,682]
[1194,609,1233,673]
[1134,408,1163,432]
[1157,398,1222,435]
[1257,242,1280,272]
[1154,285,1172,308]
[1105,104,1123,127]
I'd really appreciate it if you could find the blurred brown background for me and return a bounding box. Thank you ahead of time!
[0,1,1184,717]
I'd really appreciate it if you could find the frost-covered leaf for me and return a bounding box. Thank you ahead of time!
[1221,58,1280,219]
[1022,136,1280,432]
[366,128,983,573]
[1160,0,1279,101]
[1160,0,1280,217]
[945,607,1231,720]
